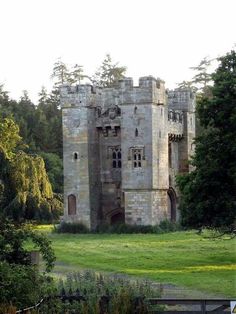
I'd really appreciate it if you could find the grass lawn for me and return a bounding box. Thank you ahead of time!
[36,227,236,297]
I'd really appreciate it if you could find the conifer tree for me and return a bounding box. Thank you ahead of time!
[93,54,127,87]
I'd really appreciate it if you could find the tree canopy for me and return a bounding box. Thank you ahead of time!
[177,50,236,233]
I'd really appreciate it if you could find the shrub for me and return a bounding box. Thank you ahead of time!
[0,262,56,310]
[56,221,89,234]
[55,220,182,234]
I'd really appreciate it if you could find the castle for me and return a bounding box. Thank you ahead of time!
[60,76,195,229]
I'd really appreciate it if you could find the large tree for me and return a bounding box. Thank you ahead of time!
[177,50,236,233]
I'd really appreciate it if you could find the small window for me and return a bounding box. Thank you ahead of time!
[134,106,137,114]
[118,160,122,168]
[74,152,78,160]
[113,160,117,168]
[135,128,138,137]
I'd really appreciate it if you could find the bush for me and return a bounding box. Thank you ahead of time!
[55,220,182,234]
[56,221,89,234]
[0,262,55,310]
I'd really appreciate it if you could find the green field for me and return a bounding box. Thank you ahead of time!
[37,227,236,297]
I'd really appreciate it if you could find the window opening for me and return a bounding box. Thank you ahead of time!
[132,148,143,168]
[74,152,78,160]
[68,194,76,215]
[112,147,122,168]
[135,128,138,137]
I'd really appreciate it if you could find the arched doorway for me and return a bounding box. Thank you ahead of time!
[111,211,125,225]
[167,188,177,222]
[68,194,76,215]
[105,208,125,225]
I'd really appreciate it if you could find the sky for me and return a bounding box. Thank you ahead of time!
[0,0,235,104]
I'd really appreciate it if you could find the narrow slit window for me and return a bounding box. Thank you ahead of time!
[74,152,78,160]
[135,128,138,137]
[68,194,76,215]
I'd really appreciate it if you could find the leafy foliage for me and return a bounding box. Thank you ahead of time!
[39,152,63,193]
[177,50,236,233]
[0,262,55,310]
[0,218,56,309]
[0,118,22,159]
[0,118,63,222]
[0,218,55,271]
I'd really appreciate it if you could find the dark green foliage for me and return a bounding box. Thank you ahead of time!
[0,85,62,158]
[177,50,236,233]
[0,218,55,271]
[39,152,63,193]
[0,262,55,310]
[0,218,56,310]
[56,222,90,234]
[56,220,182,234]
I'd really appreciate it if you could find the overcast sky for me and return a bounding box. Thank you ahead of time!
[0,0,235,103]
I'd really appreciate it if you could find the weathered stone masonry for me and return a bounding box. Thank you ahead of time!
[60,76,195,229]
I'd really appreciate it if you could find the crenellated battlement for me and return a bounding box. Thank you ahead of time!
[60,76,167,109]
[168,88,195,112]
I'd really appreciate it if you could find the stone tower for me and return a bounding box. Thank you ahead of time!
[60,76,195,229]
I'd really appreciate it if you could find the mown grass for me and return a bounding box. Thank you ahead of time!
[36,227,236,297]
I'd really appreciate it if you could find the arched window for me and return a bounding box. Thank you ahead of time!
[68,194,76,215]
[74,152,78,160]
[112,147,122,168]
[135,128,138,137]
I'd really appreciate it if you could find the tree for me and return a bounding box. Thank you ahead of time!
[190,56,214,96]
[93,54,127,87]
[177,50,236,233]
[51,58,70,86]
[68,64,85,85]
[0,118,22,159]
[0,118,63,222]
